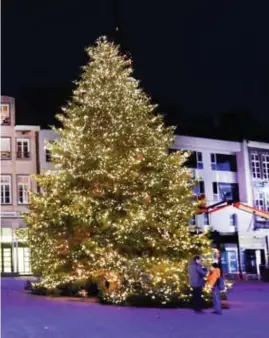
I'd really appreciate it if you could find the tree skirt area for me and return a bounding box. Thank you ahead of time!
[2,278,269,338]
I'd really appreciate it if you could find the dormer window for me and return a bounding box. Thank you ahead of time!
[16,138,30,159]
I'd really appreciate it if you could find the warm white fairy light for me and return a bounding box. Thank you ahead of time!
[24,37,213,305]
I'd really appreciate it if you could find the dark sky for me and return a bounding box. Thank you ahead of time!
[2,0,269,139]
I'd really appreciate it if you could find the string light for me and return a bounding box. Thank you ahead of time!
[23,36,214,305]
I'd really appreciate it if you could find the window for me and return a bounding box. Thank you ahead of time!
[193,180,205,195]
[17,176,30,204]
[189,215,196,226]
[262,153,269,180]
[1,138,11,159]
[211,153,217,169]
[229,214,237,227]
[1,248,12,273]
[251,152,261,179]
[254,191,265,210]
[17,247,31,274]
[254,191,269,212]
[1,228,13,242]
[213,182,239,202]
[185,151,203,169]
[16,139,30,159]
[0,104,10,125]
[45,140,54,162]
[212,182,218,201]
[221,250,238,274]
[204,213,210,225]
[211,153,237,171]
[196,152,203,169]
[265,193,269,213]
[1,175,11,204]
[227,250,238,273]
[46,148,51,162]
[251,151,269,180]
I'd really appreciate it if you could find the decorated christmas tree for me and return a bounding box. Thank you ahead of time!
[24,37,212,304]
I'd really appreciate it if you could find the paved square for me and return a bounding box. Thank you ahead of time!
[1,278,269,338]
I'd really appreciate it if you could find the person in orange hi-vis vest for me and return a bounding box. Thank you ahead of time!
[207,262,222,315]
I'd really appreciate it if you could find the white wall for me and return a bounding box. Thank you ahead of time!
[245,140,269,236]
[236,140,253,205]
[173,135,254,234]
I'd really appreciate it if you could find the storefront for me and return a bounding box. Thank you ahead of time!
[1,216,31,275]
[211,230,268,278]
[238,233,268,277]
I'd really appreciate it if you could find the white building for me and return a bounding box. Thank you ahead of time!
[3,117,268,278]
[172,136,269,278]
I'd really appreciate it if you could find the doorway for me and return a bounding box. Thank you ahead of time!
[1,245,13,273]
[245,249,266,274]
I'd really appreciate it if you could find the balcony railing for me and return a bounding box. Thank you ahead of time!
[16,151,30,159]
[0,211,21,218]
[1,151,11,159]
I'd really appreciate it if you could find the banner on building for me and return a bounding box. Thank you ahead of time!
[239,233,266,250]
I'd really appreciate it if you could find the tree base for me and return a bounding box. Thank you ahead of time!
[27,279,229,309]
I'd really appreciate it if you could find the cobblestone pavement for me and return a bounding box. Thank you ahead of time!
[1,278,269,338]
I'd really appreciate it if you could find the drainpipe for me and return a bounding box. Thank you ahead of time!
[236,226,244,280]
[266,235,269,267]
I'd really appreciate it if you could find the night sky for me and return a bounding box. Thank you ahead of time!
[2,1,269,140]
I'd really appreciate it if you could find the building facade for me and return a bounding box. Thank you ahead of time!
[1,97,268,278]
[1,96,40,275]
[172,136,269,278]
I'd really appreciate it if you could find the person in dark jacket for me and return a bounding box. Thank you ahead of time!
[188,255,208,313]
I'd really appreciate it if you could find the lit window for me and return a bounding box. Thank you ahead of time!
[1,228,13,242]
[211,153,237,171]
[1,175,12,204]
[0,104,10,125]
[227,250,238,273]
[2,248,12,273]
[16,139,30,159]
[17,176,30,204]
[17,247,31,274]
[1,138,11,159]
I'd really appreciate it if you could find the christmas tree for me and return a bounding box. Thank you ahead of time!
[24,37,212,304]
